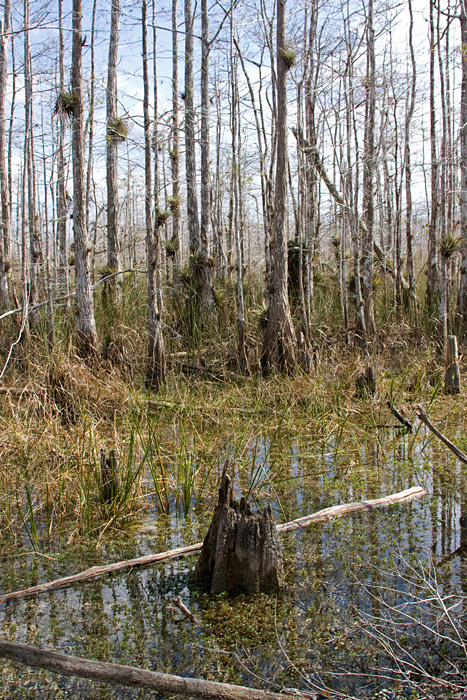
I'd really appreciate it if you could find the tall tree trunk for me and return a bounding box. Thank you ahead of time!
[261,0,297,373]
[170,0,181,282]
[361,0,376,339]
[426,0,439,310]
[41,105,54,348]
[57,0,69,303]
[0,0,11,309]
[143,0,166,389]
[7,31,14,280]
[184,0,200,258]
[106,0,121,303]
[230,29,246,370]
[458,0,467,330]
[72,0,98,354]
[24,0,40,329]
[85,0,98,251]
[199,0,214,313]
[404,0,417,319]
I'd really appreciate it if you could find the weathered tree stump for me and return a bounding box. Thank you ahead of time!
[194,461,284,595]
[100,449,119,503]
[444,334,460,394]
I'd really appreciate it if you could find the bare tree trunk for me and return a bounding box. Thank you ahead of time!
[343,47,366,345]
[261,0,297,373]
[234,37,269,292]
[57,0,69,304]
[6,31,14,282]
[85,0,97,251]
[170,0,181,281]
[230,29,246,370]
[458,0,467,331]
[143,0,166,390]
[184,0,199,259]
[24,0,41,330]
[106,0,121,303]
[0,0,11,309]
[404,0,417,319]
[199,0,214,314]
[361,0,376,339]
[426,0,439,310]
[41,105,54,348]
[20,155,30,344]
[72,0,98,355]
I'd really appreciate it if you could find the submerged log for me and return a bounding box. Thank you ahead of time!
[194,464,284,594]
[387,402,413,431]
[417,404,467,465]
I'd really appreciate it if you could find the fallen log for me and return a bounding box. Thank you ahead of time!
[275,486,426,533]
[417,404,467,466]
[0,639,314,700]
[0,486,426,604]
[0,543,203,604]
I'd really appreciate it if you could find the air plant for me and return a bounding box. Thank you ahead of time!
[107,116,128,143]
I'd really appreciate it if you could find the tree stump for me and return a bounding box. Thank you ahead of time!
[194,461,284,595]
[355,365,376,398]
[100,449,119,503]
[444,335,460,394]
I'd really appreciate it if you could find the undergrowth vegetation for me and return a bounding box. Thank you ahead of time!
[0,306,457,560]
[0,268,462,559]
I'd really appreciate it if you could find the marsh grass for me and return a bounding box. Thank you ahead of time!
[0,327,462,559]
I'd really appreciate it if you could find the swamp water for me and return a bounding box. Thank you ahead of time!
[1,419,466,699]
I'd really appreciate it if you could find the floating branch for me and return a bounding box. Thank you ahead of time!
[0,486,426,604]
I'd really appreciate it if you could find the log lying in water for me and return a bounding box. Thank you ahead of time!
[0,639,315,700]
[275,486,426,533]
[0,486,426,604]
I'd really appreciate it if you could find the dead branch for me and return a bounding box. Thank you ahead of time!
[0,639,314,699]
[171,596,199,624]
[387,402,413,431]
[0,487,426,604]
[417,404,467,465]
